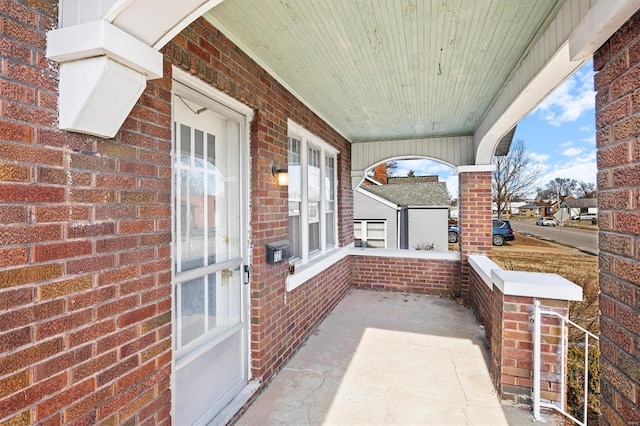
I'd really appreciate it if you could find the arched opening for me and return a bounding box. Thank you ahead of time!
[354,157,457,252]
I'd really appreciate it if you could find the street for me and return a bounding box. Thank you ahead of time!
[509,219,598,254]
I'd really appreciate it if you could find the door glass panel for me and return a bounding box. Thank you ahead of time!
[180,277,205,346]
[175,118,241,273]
[195,129,204,160]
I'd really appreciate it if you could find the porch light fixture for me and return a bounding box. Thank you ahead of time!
[272,164,289,186]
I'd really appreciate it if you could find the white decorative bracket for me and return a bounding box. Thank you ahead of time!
[46,20,163,138]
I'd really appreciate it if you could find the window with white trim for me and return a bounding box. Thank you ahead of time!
[354,220,387,248]
[288,121,338,264]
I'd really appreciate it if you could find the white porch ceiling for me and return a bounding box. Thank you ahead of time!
[204,0,563,144]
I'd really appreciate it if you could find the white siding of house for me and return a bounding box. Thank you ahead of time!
[408,208,449,252]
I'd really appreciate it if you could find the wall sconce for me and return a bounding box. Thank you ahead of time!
[272,164,289,186]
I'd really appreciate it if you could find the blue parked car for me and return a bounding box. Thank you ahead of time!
[448,219,515,246]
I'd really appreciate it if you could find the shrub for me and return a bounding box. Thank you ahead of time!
[414,241,435,250]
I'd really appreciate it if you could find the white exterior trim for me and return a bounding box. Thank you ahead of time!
[355,187,399,210]
[455,165,496,174]
[569,0,640,61]
[474,0,594,164]
[47,20,163,78]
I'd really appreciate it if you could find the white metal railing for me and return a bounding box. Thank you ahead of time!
[533,300,598,425]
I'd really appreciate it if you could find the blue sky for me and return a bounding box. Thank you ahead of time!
[392,61,597,199]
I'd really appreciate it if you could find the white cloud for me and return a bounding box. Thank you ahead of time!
[581,135,596,145]
[561,141,574,148]
[534,64,595,126]
[579,126,592,132]
[529,152,550,163]
[445,174,458,200]
[535,150,596,188]
[393,159,454,177]
[562,147,583,156]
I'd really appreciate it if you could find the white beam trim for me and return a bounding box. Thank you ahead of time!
[473,0,592,165]
[569,0,640,61]
[47,20,162,79]
[104,0,226,49]
[475,43,583,165]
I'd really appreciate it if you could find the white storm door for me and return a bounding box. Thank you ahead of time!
[172,83,247,425]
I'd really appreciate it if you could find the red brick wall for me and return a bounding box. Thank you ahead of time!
[352,255,460,296]
[458,171,493,299]
[167,18,353,382]
[495,294,567,406]
[0,1,173,424]
[469,267,494,343]
[594,9,640,425]
[468,267,568,407]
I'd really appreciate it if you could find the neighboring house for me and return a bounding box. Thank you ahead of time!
[549,195,575,214]
[508,201,529,216]
[354,182,450,251]
[560,198,598,219]
[492,201,528,216]
[519,202,552,217]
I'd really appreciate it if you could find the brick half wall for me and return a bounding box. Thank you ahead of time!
[352,254,460,296]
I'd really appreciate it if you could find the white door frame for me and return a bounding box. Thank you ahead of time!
[170,66,254,424]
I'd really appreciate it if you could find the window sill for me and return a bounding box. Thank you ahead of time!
[285,245,351,292]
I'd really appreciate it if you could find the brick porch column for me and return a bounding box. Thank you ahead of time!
[468,256,583,412]
[594,8,640,424]
[456,165,495,300]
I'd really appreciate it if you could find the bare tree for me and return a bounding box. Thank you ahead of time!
[545,177,578,199]
[577,181,597,198]
[385,160,398,177]
[493,139,540,218]
[535,187,554,201]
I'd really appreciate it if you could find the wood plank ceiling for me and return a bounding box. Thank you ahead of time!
[205,0,563,143]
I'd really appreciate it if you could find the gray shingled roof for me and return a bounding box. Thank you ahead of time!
[561,198,597,208]
[360,182,450,207]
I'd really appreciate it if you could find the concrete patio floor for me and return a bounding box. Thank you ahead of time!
[235,289,552,425]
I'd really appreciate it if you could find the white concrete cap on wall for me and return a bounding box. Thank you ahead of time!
[491,269,583,302]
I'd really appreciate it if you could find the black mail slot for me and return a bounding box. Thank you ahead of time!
[266,240,291,264]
